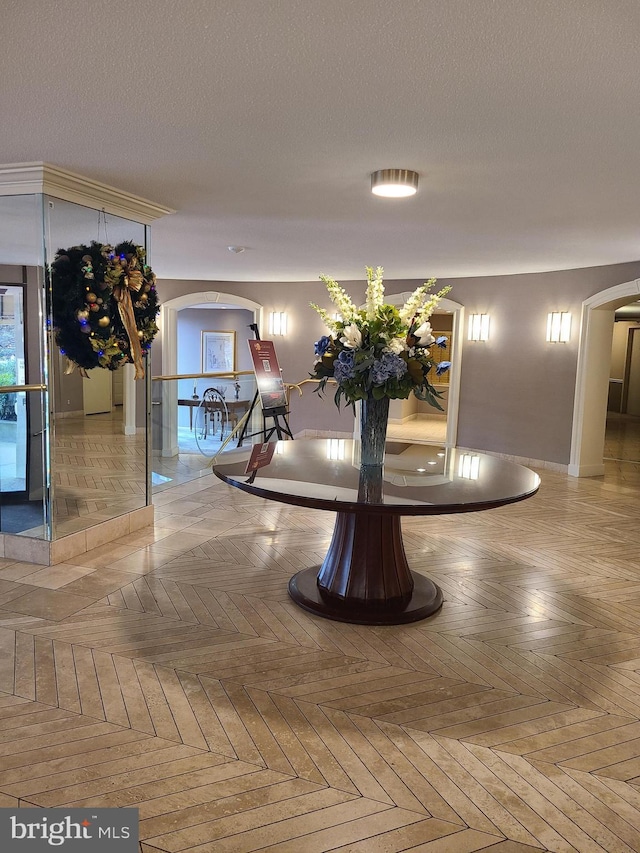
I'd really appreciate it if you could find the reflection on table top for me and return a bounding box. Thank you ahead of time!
[211,439,541,515]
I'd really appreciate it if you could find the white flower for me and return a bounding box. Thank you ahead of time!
[385,337,406,354]
[413,321,435,346]
[340,323,363,349]
[320,275,358,322]
[365,266,385,320]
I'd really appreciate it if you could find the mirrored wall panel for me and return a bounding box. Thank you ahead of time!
[0,190,155,541]
[45,197,151,538]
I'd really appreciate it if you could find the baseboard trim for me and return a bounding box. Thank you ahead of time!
[567,462,605,477]
[0,505,155,566]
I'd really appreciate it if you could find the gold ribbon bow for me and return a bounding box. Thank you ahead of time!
[113,256,145,379]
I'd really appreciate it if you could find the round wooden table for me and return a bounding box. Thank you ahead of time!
[212,440,540,625]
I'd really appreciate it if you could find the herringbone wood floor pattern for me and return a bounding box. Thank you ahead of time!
[2,419,640,851]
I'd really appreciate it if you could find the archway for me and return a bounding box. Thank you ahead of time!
[385,293,464,447]
[158,292,263,457]
[569,279,640,476]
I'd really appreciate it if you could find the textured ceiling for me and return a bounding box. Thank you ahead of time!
[3,0,640,282]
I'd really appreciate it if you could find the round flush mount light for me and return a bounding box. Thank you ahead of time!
[227,246,245,254]
[371,169,419,198]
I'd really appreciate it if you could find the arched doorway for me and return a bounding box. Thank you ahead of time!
[385,292,464,447]
[570,279,640,476]
[159,292,263,458]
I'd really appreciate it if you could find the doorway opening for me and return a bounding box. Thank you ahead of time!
[384,292,464,447]
[570,278,640,476]
[152,291,262,490]
[603,304,640,466]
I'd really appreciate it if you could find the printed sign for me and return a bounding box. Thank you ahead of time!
[248,340,288,411]
[245,441,276,474]
[0,808,138,851]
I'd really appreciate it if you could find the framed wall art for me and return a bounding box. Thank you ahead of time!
[201,330,236,373]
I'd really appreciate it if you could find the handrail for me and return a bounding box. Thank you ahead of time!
[0,384,47,393]
[0,378,330,395]
[151,370,254,382]
[285,377,336,397]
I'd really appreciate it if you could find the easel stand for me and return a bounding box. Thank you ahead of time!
[262,405,293,441]
[236,393,293,446]
[237,322,294,446]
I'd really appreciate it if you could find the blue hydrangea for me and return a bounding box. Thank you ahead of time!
[334,350,356,383]
[436,360,452,376]
[371,352,407,385]
[436,336,448,348]
[314,335,331,356]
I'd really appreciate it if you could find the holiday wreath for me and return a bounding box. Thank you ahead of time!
[51,241,159,378]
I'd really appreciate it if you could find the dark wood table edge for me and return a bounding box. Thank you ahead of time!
[212,469,540,516]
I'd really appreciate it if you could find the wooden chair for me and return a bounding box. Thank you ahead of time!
[201,387,238,439]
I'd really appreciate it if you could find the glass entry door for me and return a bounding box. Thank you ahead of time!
[0,283,27,497]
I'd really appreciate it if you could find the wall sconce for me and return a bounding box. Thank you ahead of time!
[268,311,288,336]
[546,312,571,342]
[468,313,490,341]
[326,438,346,460]
[458,453,480,480]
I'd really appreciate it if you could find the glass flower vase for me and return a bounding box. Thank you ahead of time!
[358,395,389,503]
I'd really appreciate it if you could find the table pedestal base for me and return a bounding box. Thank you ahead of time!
[288,566,442,625]
[287,510,443,625]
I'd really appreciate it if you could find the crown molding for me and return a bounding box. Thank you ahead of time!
[0,161,175,224]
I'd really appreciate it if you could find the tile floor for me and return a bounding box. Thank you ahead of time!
[0,415,639,851]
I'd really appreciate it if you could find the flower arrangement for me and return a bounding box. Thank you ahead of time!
[311,266,452,409]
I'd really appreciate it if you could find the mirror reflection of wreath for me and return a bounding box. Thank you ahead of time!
[51,241,159,378]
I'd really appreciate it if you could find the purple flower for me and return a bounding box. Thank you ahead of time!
[334,350,356,382]
[371,352,407,385]
[314,335,331,356]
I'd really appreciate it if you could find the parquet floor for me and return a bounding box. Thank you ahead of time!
[1,420,640,850]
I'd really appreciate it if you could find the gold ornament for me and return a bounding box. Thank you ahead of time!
[77,310,89,320]
[139,293,149,303]
[86,292,97,303]
[90,303,100,312]
[137,330,144,339]
[98,316,110,327]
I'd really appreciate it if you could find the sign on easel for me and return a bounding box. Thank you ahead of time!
[244,441,276,474]
[248,340,288,412]
[237,337,294,445]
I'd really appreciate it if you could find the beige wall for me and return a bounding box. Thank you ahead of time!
[154,259,640,465]
[610,321,637,380]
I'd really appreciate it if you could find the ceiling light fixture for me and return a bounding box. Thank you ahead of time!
[370,169,419,198]
[227,246,245,253]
